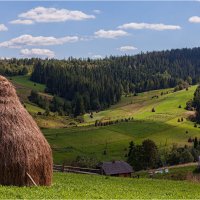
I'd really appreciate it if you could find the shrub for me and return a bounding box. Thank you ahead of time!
[181,117,184,122]
[37,112,42,115]
[185,99,194,111]
[180,149,194,164]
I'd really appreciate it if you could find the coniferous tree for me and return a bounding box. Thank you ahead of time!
[193,86,200,123]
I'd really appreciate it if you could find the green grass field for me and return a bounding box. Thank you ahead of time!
[43,86,200,164]
[1,172,200,199]
[8,75,200,164]
[10,75,45,92]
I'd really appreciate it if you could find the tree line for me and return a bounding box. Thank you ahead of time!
[127,139,200,171]
[1,47,200,116]
[0,58,37,76]
[30,47,200,116]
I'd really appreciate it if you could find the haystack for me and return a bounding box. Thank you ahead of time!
[0,76,53,186]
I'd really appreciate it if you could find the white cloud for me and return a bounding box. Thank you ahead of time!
[93,10,101,14]
[13,7,95,24]
[92,54,103,59]
[20,48,55,58]
[0,34,79,48]
[0,24,8,32]
[188,16,200,23]
[118,46,137,52]
[10,19,34,25]
[118,22,181,31]
[94,29,128,39]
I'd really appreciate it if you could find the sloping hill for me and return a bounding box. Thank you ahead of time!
[9,75,77,128]
[8,75,199,164]
[43,86,200,164]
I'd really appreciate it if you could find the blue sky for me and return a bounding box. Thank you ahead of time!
[0,1,200,59]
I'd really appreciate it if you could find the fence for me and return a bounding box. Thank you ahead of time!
[53,164,101,175]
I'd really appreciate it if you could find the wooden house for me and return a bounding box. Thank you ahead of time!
[99,161,133,177]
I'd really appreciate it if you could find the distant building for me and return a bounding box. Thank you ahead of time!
[99,161,133,177]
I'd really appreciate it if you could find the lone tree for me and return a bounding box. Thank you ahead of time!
[0,76,53,186]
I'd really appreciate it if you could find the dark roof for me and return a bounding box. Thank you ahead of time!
[101,161,133,175]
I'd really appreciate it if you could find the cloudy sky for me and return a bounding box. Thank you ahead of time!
[0,1,200,59]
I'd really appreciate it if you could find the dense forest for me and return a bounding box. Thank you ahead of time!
[1,47,200,116]
[30,47,200,115]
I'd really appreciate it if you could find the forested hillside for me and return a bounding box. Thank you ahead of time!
[30,47,200,115]
[1,47,200,116]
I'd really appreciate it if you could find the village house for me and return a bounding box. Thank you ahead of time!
[99,161,133,177]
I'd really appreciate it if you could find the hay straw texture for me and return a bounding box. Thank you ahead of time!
[0,76,53,186]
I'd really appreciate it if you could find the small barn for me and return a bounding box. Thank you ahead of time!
[100,161,133,177]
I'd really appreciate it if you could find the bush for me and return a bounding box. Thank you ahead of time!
[179,149,194,164]
[181,117,184,122]
[193,167,200,173]
[37,112,42,115]
[72,155,98,168]
[185,99,194,111]
[167,150,181,165]
[188,137,192,143]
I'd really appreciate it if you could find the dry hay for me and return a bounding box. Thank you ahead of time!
[0,76,53,186]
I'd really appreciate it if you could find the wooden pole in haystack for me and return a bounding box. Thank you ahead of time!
[0,76,53,186]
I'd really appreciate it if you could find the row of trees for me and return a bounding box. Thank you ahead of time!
[127,139,200,171]
[30,47,200,115]
[0,58,35,76]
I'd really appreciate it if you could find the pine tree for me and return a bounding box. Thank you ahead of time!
[193,85,200,123]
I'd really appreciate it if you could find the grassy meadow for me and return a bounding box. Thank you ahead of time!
[10,75,45,92]
[44,85,200,164]
[1,172,200,199]
[8,76,200,164]
[9,76,77,128]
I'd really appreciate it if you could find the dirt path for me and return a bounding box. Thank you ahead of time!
[158,162,198,170]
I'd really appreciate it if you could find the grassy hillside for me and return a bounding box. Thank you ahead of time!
[9,76,77,128]
[11,75,45,92]
[8,76,200,164]
[1,173,200,199]
[44,86,200,164]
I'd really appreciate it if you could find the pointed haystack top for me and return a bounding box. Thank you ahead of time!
[0,76,53,186]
